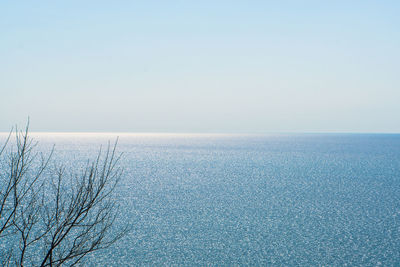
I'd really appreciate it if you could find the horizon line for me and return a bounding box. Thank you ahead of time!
[1,131,400,135]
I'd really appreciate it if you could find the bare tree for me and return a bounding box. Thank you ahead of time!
[0,124,127,266]
[0,124,51,238]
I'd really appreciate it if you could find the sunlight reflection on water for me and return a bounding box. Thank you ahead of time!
[1,133,400,266]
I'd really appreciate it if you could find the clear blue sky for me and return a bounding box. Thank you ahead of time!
[1,1,399,133]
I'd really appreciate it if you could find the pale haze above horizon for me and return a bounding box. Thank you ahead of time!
[1,1,399,133]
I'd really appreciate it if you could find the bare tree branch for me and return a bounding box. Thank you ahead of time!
[0,123,128,266]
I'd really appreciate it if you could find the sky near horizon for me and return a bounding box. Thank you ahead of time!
[1,1,399,133]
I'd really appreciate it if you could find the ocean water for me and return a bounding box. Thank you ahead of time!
[2,133,400,266]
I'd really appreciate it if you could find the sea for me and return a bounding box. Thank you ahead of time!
[2,133,400,266]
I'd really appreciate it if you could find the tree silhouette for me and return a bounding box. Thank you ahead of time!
[0,123,127,266]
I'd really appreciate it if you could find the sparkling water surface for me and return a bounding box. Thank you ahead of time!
[3,133,400,266]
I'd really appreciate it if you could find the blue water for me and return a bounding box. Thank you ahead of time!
[3,133,400,266]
